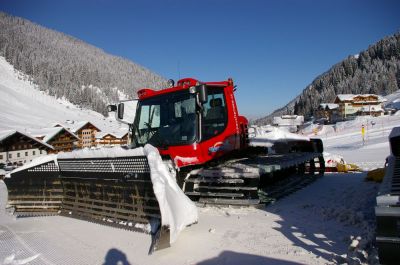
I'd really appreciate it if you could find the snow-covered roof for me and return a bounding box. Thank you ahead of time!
[51,122,66,128]
[335,94,385,103]
[95,131,128,139]
[0,130,54,150]
[319,103,338,110]
[0,130,16,142]
[70,121,101,133]
[28,127,79,143]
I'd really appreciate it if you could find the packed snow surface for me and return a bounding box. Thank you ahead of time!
[0,173,379,265]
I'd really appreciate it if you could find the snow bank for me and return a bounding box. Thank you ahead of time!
[143,144,198,244]
[249,126,309,148]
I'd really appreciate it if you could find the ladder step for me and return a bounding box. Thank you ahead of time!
[185,191,244,198]
[196,185,258,191]
[185,178,244,184]
[198,198,260,206]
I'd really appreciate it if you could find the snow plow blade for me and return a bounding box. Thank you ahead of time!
[4,161,63,216]
[57,155,170,252]
[4,152,170,253]
[5,157,62,215]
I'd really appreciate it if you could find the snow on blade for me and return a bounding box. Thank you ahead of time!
[58,146,145,159]
[7,154,58,177]
[143,144,198,244]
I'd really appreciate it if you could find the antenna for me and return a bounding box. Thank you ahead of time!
[178,60,181,79]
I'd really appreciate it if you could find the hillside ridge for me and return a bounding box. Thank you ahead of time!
[254,32,400,125]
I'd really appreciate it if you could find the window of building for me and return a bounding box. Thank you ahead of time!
[40,150,42,154]
[25,151,28,156]
[0,154,3,159]
[17,152,20,158]
[8,154,12,158]
[32,151,36,155]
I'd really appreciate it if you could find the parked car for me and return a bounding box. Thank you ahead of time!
[4,163,16,171]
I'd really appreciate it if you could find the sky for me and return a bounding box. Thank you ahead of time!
[0,0,399,119]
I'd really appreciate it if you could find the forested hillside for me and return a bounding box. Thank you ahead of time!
[255,32,400,125]
[0,12,167,115]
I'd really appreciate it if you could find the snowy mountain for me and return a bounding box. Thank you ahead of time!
[0,56,126,133]
[0,12,167,115]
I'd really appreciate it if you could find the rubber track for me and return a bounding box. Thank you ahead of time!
[185,153,324,207]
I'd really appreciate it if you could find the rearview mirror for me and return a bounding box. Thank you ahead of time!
[117,103,125,119]
[198,84,208,103]
[113,99,138,125]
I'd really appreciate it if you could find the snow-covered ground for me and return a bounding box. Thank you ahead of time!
[0,173,379,265]
[0,121,390,264]
[0,56,124,133]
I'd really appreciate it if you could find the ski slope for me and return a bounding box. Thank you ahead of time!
[0,56,124,132]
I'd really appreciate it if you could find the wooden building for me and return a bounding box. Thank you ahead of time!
[334,94,385,119]
[96,132,129,147]
[70,121,101,149]
[315,103,340,123]
[0,130,54,165]
[30,127,79,153]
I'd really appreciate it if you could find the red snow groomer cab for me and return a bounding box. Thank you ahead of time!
[127,78,249,169]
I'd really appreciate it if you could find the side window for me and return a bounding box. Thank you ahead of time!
[202,88,227,140]
[138,105,160,130]
[174,98,196,118]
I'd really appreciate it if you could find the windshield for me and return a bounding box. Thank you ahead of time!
[132,91,197,147]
